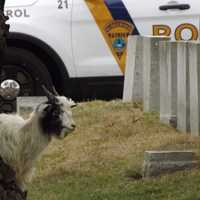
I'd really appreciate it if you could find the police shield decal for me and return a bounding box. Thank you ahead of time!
[85,0,139,73]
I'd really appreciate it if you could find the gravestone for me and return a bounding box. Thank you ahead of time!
[159,41,177,127]
[123,36,143,102]
[143,151,198,177]
[188,42,200,136]
[177,42,190,133]
[142,36,170,112]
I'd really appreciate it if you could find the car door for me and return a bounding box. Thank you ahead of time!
[72,0,198,78]
[124,0,199,41]
[72,0,140,77]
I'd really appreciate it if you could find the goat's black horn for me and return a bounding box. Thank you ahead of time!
[52,86,59,96]
[42,85,56,101]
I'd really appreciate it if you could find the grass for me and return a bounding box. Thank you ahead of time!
[27,100,200,200]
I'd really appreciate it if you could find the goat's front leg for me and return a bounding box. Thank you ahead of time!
[17,167,36,192]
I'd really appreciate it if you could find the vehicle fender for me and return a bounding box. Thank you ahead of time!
[6,32,70,94]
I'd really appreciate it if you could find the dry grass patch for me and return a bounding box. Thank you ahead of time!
[32,100,200,181]
[26,100,200,200]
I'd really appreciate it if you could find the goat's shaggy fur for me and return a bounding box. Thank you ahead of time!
[0,95,76,191]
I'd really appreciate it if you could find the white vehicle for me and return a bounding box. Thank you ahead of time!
[3,0,199,100]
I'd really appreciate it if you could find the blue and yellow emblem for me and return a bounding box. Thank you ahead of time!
[85,0,139,73]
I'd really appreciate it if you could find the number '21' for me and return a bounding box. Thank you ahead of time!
[58,0,68,9]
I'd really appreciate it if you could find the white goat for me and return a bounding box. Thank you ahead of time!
[0,87,76,191]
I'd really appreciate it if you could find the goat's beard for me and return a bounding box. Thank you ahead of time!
[57,128,74,139]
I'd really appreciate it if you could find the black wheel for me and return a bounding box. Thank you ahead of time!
[1,47,53,96]
[0,47,53,112]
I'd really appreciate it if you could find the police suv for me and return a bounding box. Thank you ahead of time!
[3,0,199,100]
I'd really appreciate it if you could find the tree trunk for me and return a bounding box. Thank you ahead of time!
[0,157,27,200]
[0,9,9,57]
[0,1,5,11]
[0,5,27,200]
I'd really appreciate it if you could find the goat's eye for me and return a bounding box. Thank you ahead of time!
[53,110,60,116]
[52,112,57,117]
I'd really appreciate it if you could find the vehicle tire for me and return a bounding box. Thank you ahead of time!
[1,47,53,96]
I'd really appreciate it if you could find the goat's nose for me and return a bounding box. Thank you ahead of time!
[71,124,76,130]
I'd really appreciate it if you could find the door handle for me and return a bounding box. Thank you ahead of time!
[159,4,190,11]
